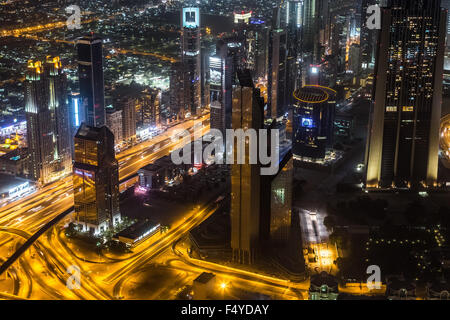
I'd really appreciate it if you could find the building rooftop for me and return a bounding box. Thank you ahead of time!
[114,219,160,241]
[0,173,30,195]
[194,272,216,284]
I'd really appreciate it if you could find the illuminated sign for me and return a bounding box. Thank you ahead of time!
[8,182,31,198]
[302,118,314,128]
[234,11,252,24]
[182,7,200,28]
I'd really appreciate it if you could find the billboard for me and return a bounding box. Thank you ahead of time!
[301,117,314,128]
[182,7,200,28]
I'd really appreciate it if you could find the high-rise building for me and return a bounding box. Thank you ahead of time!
[230,70,264,264]
[25,57,72,185]
[106,107,123,146]
[139,89,160,128]
[292,83,336,161]
[169,62,184,119]
[68,92,84,148]
[121,98,137,144]
[365,0,446,189]
[209,55,228,134]
[302,0,321,60]
[76,34,106,128]
[268,28,288,119]
[260,123,294,245]
[234,11,270,81]
[181,7,202,117]
[360,0,380,79]
[73,124,120,234]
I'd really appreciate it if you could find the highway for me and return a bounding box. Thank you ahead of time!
[0,115,210,299]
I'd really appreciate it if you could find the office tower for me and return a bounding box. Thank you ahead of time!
[209,55,227,134]
[181,7,202,117]
[285,0,303,111]
[260,123,294,245]
[121,98,137,144]
[106,107,123,146]
[215,38,245,131]
[76,34,106,128]
[268,28,288,119]
[73,124,120,234]
[169,62,184,119]
[302,0,320,60]
[360,0,380,78]
[68,92,84,146]
[292,83,336,161]
[441,0,450,46]
[234,11,270,80]
[230,70,264,264]
[25,57,72,185]
[365,0,446,189]
[139,89,160,128]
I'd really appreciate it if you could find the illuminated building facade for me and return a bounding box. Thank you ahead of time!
[293,85,336,161]
[73,124,120,234]
[76,35,105,128]
[360,0,380,77]
[268,28,288,119]
[25,57,72,185]
[365,0,446,189]
[209,55,228,134]
[121,98,137,144]
[68,93,84,149]
[169,62,184,119]
[181,7,202,117]
[139,89,161,128]
[106,107,123,146]
[260,126,294,246]
[230,70,264,264]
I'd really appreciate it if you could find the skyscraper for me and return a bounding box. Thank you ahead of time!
[73,124,120,234]
[106,107,123,146]
[365,0,446,189]
[76,34,106,128]
[360,0,380,78]
[181,7,202,117]
[209,55,228,134]
[292,84,336,161]
[230,70,264,264]
[25,57,72,185]
[268,28,288,119]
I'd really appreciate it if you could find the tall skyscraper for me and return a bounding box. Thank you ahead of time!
[25,57,72,185]
[302,0,321,60]
[365,0,446,189]
[121,98,137,144]
[73,124,120,234]
[268,28,288,119]
[209,55,228,134]
[292,84,336,161]
[360,0,380,78]
[230,70,264,264]
[181,7,202,117]
[169,62,184,119]
[76,34,106,128]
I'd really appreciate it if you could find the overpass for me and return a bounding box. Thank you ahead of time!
[0,206,73,277]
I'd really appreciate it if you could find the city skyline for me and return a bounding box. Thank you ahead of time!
[0,0,449,304]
